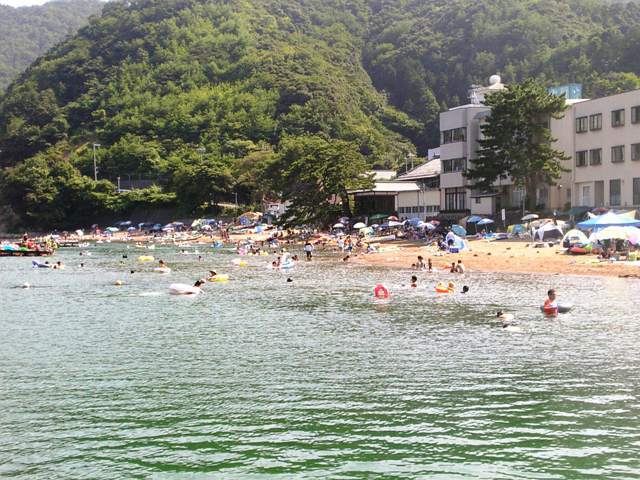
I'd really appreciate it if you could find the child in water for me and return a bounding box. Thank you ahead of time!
[543,289,558,316]
[410,275,418,288]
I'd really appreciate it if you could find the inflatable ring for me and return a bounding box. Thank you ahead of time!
[435,282,450,293]
[138,255,154,262]
[153,267,171,274]
[208,274,229,282]
[540,303,572,314]
[373,284,390,299]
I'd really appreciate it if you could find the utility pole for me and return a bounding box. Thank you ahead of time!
[92,143,101,181]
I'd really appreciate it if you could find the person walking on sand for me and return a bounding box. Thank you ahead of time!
[416,256,426,270]
[456,259,465,273]
[304,241,314,261]
[428,258,432,272]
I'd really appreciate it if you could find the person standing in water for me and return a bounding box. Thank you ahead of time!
[410,275,418,288]
[543,289,558,316]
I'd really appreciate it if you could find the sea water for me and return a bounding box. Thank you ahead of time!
[1,245,640,478]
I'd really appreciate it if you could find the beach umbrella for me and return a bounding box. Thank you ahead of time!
[388,220,403,227]
[353,222,366,229]
[333,223,345,229]
[477,218,494,225]
[577,212,640,230]
[593,226,639,241]
[467,215,482,223]
[388,215,399,221]
[127,226,136,232]
[106,227,119,233]
[371,224,379,228]
[405,217,422,227]
[423,222,436,231]
[451,225,466,237]
[521,213,539,222]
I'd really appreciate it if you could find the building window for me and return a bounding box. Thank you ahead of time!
[610,179,621,206]
[475,197,481,204]
[611,145,625,163]
[589,148,602,166]
[589,113,602,130]
[612,109,625,127]
[575,150,588,167]
[442,157,466,173]
[567,188,572,202]
[441,127,467,144]
[632,106,640,124]
[632,143,640,161]
[444,187,466,211]
[582,185,591,206]
[576,116,588,133]
[634,178,640,205]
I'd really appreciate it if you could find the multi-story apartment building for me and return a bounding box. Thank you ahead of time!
[570,90,640,209]
[439,75,505,218]
[438,77,640,217]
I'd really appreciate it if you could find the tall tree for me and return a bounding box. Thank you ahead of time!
[466,80,570,210]
[267,135,373,227]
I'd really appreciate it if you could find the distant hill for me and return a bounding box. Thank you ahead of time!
[0,0,104,91]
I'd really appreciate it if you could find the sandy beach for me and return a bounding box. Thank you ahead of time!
[351,238,640,278]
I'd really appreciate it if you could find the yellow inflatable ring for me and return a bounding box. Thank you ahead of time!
[208,274,229,282]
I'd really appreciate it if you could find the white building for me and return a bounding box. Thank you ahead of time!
[568,90,640,209]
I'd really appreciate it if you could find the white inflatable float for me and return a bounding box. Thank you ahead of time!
[169,283,202,295]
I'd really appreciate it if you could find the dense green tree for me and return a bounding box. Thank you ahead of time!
[267,135,373,226]
[465,80,570,210]
[0,0,103,92]
[168,149,234,212]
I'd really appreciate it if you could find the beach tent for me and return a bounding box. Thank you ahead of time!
[577,212,640,231]
[445,231,467,251]
[562,229,589,246]
[536,222,563,241]
[507,224,526,234]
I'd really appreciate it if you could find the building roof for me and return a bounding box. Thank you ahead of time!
[396,159,441,181]
[351,181,420,195]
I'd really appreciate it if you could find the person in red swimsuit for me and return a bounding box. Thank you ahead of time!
[543,289,558,316]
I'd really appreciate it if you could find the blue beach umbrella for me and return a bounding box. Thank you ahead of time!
[451,225,466,237]
[477,218,495,226]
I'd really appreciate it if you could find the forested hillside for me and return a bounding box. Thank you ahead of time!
[0,0,104,92]
[2,0,640,228]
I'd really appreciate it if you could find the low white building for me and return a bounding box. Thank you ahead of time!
[395,159,441,219]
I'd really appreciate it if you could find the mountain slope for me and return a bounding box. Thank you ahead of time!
[2,0,640,227]
[0,0,104,92]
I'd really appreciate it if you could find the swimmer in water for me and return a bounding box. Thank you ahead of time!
[193,279,205,288]
[462,285,469,293]
[497,310,520,331]
[159,259,166,267]
[80,262,85,268]
[410,275,418,288]
[208,270,217,280]
[286,277,293,283]
[543,288,558,316]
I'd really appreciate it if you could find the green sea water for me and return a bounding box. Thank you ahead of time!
[1,244,640,479]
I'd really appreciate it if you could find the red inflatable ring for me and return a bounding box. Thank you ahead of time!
[373,284,390,299]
